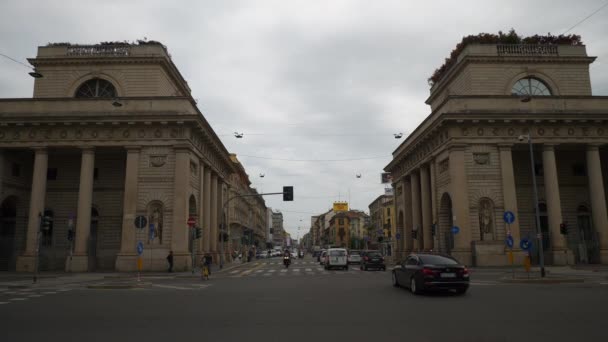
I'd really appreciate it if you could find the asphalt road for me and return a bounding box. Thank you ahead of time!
[1,256,608,342]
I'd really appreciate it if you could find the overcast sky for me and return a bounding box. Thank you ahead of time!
[1,0,607,240]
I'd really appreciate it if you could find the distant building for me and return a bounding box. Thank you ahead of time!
[368,194,396,255]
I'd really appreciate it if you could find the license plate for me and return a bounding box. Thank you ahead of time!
[372,258,380,262]
[441,273,456,278]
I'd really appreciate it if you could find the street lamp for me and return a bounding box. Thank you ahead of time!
[519,133,546,278]
[1,53,43,78]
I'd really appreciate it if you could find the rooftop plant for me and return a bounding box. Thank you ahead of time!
[428,29,583,87]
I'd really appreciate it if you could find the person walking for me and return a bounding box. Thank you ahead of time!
[167,250,174,272]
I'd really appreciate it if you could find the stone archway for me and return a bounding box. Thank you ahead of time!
[438,193,454,254]
[0,196,18,271]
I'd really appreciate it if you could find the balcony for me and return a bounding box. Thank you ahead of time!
[496,44,557,56]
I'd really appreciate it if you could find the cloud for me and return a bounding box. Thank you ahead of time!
[1,0,607,238]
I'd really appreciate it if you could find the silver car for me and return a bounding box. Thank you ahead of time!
[347,250,362,264]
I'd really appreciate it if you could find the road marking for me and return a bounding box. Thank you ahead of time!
[191,284,211,289]
[317,268,323,271]
[0,302,9,305]
[152,284,192,290]
[263,273,272,276]
[9,298,28,301]
[42,292,57,295]
[280,269,288,273]
[599,282,608,285]
[27,294,43,297]
[255,269,264,273]
[229,270,240,274]
[57,289,71,292]
[3,291,17,295]
[268,269,276,273]
[293,268,300,272]
[305,268,312,272]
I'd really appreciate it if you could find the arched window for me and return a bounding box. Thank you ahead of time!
[511,77,552,96]
[75,78,117,98]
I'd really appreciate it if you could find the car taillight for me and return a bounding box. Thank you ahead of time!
[422,268,436,276]
[381,257,385,262]
[462,267,469,277]
[364,256,369,261]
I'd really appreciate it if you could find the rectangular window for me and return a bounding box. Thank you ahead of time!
[11,163,20,177]
[338,218,344,225]
[47,168,58,180]
[94,168,99,180]
[387,208,391,215]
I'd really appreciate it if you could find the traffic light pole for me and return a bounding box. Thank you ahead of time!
[220,190,291,269]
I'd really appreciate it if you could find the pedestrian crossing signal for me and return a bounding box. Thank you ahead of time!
[283,186,293,201]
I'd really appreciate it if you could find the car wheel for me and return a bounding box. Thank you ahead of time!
[383,267,386,272]
[345,266,348,271]
[410,277,420,295]
[392,272,399,287]
[360,265,363,271]
[364,265,368,271]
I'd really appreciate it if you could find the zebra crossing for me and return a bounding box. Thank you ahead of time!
[0,284,79,306]
[227,266,382,278]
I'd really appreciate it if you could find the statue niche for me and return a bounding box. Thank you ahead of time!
[148,202,164,244]
[478,198,495,241]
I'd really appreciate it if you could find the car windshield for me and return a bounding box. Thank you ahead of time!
[349,251,360,255]
[366,252,382,257]
[329,250,346,256]
[419,255,459,265]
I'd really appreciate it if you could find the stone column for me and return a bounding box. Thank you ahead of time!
[210,172,218,256]
[203,167,212,253]
[410,170,422,251]
[171,146,191,271]
[429,159,438,251]
[115,147,141,271]
[449,146,472,265]
[499,144,521,242]
[402,177,413,253]
[71,148,95,272]
[218,179,226,263]
[420,165,433,251]
[16,148,47,272]
[197,161,206,255]
[586,145,608,263]
[542,144,571,264]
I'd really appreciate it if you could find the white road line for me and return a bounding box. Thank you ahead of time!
[255,270,264,273]
[3,291,17,295]
[305,268,312,272]
[0,302,9,305]
[9,298,28,301]
[268,269,276,273]
[229,270,240,274]
[27,294,43,297]
[600,282,608,285]
[57,289,71,292]
[280,269,288,273]
[152,284,191,290]
[293,268,300,272]
[42,292,57,295]
[263,273,272,276]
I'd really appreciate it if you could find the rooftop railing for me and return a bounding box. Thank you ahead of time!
[496,44,558,56]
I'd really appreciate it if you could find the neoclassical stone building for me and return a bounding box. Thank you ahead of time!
[0,42,262,272]
[385,41,608,266]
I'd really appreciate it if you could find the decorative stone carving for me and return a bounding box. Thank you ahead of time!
[473,153,490,165]
[190,161,198,176]
[479,198,495,241]
[149,155,167,167]
[154,129,162,138]
[122,130,130,138]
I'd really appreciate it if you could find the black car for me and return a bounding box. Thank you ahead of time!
[392,253,469,295]
[360,250,386,271]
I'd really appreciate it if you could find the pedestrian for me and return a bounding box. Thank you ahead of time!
[167,250,174,272]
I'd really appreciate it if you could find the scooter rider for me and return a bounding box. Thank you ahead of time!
[283,249,291,267]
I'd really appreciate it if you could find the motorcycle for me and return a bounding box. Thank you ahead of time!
[283,256,291,268]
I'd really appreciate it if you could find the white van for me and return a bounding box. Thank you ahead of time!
[325,248,348,270]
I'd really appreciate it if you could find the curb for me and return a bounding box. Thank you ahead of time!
[500,277,585,284]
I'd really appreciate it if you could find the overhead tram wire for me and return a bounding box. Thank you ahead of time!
[237,154,390,162]
[562,1,608,34]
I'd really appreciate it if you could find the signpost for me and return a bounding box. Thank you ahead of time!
[134,216,147,229]
[520,238,532,277]
[503,211,516,278]
[136,241,144,282]
[451,226,460,234]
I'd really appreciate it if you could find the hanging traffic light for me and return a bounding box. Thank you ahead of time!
[195,227,202,239]
[283,186,293,201]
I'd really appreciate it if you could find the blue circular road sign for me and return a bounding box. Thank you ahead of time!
[506,235,514,248]
[451,226,460,234]
[136,241,144,256]
[503,211,516,224]
[520,238,531,251]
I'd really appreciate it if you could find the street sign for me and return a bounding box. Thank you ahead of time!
[149,224,155,239]
[136,241,144,256]
[520,238,531,251]
[187,217,196,227]
[396,233,401,240]
[451,226,460,234]
[134,216,147,229]
[506,235,514,248]
[503,211,515,224]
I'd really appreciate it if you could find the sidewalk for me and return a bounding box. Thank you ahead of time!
[471,265,608,284]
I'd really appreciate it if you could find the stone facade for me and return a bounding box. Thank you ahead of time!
[385,42,608,266]
[0,42,265,272]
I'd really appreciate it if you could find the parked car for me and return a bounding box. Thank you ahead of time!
[317,250,327,263]
[291,251,298,259]
[347,250,361,264]
[325,248,348,270]
[319,250,327,265]
[392,253,470,295]
[360,250,386,271]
